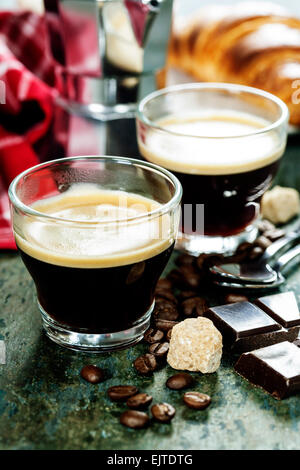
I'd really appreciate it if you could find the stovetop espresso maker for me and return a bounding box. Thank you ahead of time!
[44,0,173,119]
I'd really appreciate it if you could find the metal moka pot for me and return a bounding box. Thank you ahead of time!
[44,0,173,120]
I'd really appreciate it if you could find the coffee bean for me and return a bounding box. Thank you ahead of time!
[127,393,153,410]
[166,373,194,390]
[198,253,225,269]
[80,365,105,384]
[154,319,178,332]
[255,236,272,250]
[168,268,201,290]
[144,328,164,344]
[263,229,285,242]
[224,252,249,264]
[166,329,173,342]
[120,410,149,429]
[156,278,172,290]
[195,297,208,316]
[181,297,207,317]
[181,297,200,316]
[167,269,186,287]
[154,298,176,310]
[154,304,179,321]
[248,246,264,260]
[155,288,178,305]
[134,354,157,375]
[183,392,211,410]
[177,290,198,302]
[236,242,253,255]
[151,403,176,423]
[258,219,275,233]
[175,254,196,267]
[156,309,179,321]
[196,253,210,270]
[149,342,169,358]
[225,293,249,304]
[179,265,202,289]
[107,385,138,402]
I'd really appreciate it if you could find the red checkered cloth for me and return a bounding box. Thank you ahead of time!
[0,10,59,249]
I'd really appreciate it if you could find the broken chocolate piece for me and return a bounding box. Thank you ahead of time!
[235,342,300,400]
[255,292,300,328]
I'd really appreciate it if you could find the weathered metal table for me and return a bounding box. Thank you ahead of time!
[1,116,300,450]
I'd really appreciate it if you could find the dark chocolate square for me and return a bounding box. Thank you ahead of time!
[255,292,300,328]
[205,301,280,340]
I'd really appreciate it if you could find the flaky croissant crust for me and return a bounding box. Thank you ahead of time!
[168,2,300,125]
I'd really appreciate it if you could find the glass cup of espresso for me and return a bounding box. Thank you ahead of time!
[9,156,182,352]
[136,83,289,255]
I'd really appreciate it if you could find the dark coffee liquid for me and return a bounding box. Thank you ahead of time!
[174,160,280,236]
[19,244,173,333]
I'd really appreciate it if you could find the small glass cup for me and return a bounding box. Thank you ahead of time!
[137,83,289,255]
[9,156,182,352]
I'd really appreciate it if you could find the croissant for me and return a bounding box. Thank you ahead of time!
[168,2,300,126]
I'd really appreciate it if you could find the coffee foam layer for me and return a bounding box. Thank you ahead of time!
[15,185,173,268]
[139,112,285,175]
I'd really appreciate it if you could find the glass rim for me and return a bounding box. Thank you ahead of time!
[8,155,182,225]
[137,82,290,140]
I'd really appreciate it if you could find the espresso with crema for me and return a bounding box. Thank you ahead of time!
[15,185,174,332]
[138,112,284,236]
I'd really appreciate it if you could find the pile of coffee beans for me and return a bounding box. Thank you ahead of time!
[228,220,285,262]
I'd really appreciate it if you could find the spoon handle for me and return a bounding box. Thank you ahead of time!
[274,244,300,273]
[262,228,300,261]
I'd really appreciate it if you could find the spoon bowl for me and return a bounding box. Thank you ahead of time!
[211,244,300,290]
